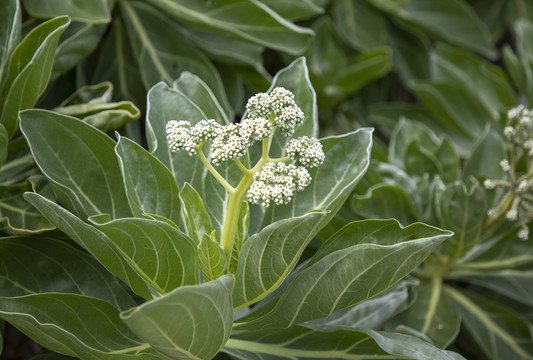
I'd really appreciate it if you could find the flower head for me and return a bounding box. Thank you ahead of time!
[247,162,311,207]
[166,120,196,155]
[286,136,325,168]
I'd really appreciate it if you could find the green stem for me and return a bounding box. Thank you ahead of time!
[235,158,251,175]
[196,143,234,192]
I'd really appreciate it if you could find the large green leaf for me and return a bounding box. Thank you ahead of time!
[91,216,199,294]
[24,192,152,299]
[225,326,465,360]
[0,293,160,360]
[447,269,533,306]
[0,123,7,167]
[20,109,132,220]
[386,279,460,348]
[234,220,452,331]
[0,16,69,138]
[0,136,39,186]
[463,126,507,180]
[145,0,314,54]
[115,135,181,226]
[145,82,209,189]
[0,0,20,87]
[260,0,325,21]
[179,183,214,245]
[22,0,110,23]
[0,236,134,310]
[260,128,373,230]
[446,286,533,360]
[199,233,227,282]
[120,1,229,110]
[233,212,325,310]
[122,275,233,360]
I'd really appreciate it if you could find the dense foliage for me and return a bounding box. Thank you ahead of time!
[0,0,532,359]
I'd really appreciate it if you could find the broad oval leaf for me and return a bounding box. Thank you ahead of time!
[1,16,70,138]
[0,236,135,310]
[199,234,227,282]
[24,192,152,300]
[121,275,233,360]
[22,0,110,23]
[233,212,326,310]
[145,0,314,54]
[115,135,181,226]
[0,293,160,360]
[0,0,20,87]
[234,219,452,331]
[20,109,132,220]
[91,217,199,294]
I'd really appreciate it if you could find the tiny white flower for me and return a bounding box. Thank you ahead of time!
[166,120,196,155]
[506,208,518,220]
[483,179,495,189]
[500,159,511,172]
[518,225,529,240]
[286,136,325,167]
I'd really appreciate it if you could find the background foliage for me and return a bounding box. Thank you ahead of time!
[0,0,532,359]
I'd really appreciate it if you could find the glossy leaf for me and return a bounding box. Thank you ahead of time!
[145,82,209,189]
[24,192,152,299]
[0,236,135,310]
[0,0,20,86]
[22,0,110,23]
[199,233,227,282]
[260,128,373,230]
[180,183,214,245]
[20,109,132,220]
[120,1,228,107]
[332,0,386,51]
[145,0,314,54]
[387,280,460,348]
[0,16,69,138]
[91,216,199,294]
[121,275,233,360]
[233,212,326,310]
[234,220,452,331]
[260,0,324,21]
[446,287,533,360]
[115,135,181,226]
[0,293,160,360]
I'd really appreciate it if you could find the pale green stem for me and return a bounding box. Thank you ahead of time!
[195,143,234,192]
[235,158,251,175]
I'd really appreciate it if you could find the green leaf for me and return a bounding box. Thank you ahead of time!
[435,179,487,259]
[446,286,533,360]
[387,279,460,348]
[463,126,507,180]
[387,23,430,83]
[515,18,533,61]
[0,0,21,87]
[199,233,227,282]
[0,123,8,168]
[0,293,160,360]
[0,136,38,186]
[52,22,107,78]
[331,0,386,51]
[179,183,214,245]
[145,82,209,189]
[0,16,70,138]
[234,220,452,331]
[448,269,533,306]
[120,1,228,109]
[233,212,326,310]
[260,0,325,21]
[31,354,77,360]
[145,0,314,54]
[91,216,199,294]
[23,192,152,300]
[20,109,132,220]
[431,44,517,120]
[0,236,135,310]
[260,128,373,230]
[0,176,54,235]
[22,0,110,23]
[502,45,533,105]
[225,326,465,360]
[121,275,233,360]
[115,135,181,226]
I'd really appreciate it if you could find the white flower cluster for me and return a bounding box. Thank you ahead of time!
[246,87,304,137]
[505,105,533,155]
[247,162,311,207]
[166,120,197,155]
[286,136,325,167]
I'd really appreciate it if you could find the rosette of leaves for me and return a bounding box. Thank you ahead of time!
[0,3,140,236]
[344,115,533,359]
[0,59,467,360]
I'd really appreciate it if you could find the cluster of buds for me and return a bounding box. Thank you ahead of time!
[166,87,325,207]
[483,104,533,240]
[247,163,311,207]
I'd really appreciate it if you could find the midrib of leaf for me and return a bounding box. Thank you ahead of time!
[114,20,134,101]
[224,338,407,359]
[421,277,442,334]
[445,286,533,359]
[120,1,172,84]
